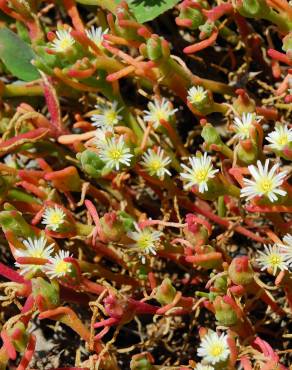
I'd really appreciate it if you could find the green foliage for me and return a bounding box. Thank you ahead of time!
[0,28,40,81]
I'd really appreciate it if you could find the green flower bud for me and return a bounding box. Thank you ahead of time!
[177,6,204,30]
[237,0,269,18]
[145,35,170,61]
[0,206,34,238]
[214,296,238,326]
[155,278,176,305]
[130,353,154,370]
[100,212,126,242]
[7,322,28,353]
[228,256,254,286]
[32,277,60,310]
[199,22,215,37]
[77,149,105,178]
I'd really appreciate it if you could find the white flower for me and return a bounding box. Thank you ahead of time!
[50,29,75,53]
[127,223,162,264]
[91,101,123,131]
[256,244,288,275]
[144,98,177,128]
[197,331,230,365]
[42,206,66,232]
[240,160,287,203]
[140,147,171,179]
[99,135,133,171]
[44,250,72,279]
[94,128,108,148]
[187,86,207,104]
[266,125,292,151]
[15,236,54,275]
[233,112,257,140]
[278,233,292,266]
[195,365,214,370]
[85,26,108,48]
[180,153,219,193]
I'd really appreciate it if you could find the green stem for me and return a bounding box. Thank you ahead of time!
[218,196,226,217]
[7,189,41,204]
[264,9,292,33]
[75,222,94,236]
[2,84,43,97]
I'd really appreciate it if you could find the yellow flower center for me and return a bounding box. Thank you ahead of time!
[59,38,72,51]
[258,179,274,193]
[192,92,205,103]
[49,213,63,226]
[194,169,209,183]
[105,110,118,125]
[154,109,167,121]
[54,260,70,275]
[138,235,152,249]
[109,149,122,161]
[149,160,162,171]
[276,134,288,146]
[269,254,281,266]
[210,344,224,357]
[31,250,44,258]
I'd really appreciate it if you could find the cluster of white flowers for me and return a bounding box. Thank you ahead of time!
[127,223,162,264]
[144,98,177,128]
[197,330,230,365]
[240,159,287,203]
[15,236,72,279]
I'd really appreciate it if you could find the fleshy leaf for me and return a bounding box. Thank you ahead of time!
[0,28,40,81]
[115,0,180,23]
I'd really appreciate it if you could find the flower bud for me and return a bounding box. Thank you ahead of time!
[7,322,28,353]
[236,0,269,18]
[183,214,210,245]
[237,139,259,165]
[32,277,60,310]
[144,35,170,61]
[77,149,105,178]
[176,3,204,30]
[193,244,223,269]
[130,352,154,370]
[214,296,238,326]
[233,89,256,115]
[228,256,254,286]
[0,206,34,238]
[155,278,176,305]
[100,212,126,242]
[213,275,228,293]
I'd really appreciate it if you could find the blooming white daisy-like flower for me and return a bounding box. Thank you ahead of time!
[256,244,288,275]
[266,125,292,151]
[195,364,214,370]
[44,250,72,279]
[278,233,292,266]
[91,101,123,131]
[50,29,75,53]
[144,98,178,128]
[42,206,66,232]
[240,160,287,203]
[127,223,162,264]
[140,147,171,179]
[85,26,108,48]
[197,331,230,365]
[15,236,54,275]
[99,135,133,171]
[187,86,207,104]
[180,153,219,193]
[233,112,257,140]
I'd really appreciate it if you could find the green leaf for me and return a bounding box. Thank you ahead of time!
[0,28,40,81]
[115,0,180,23]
